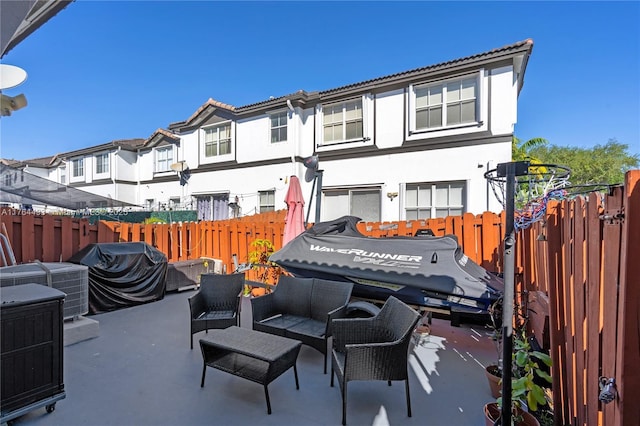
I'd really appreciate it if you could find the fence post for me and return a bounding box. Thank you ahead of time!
[615,171,640,426]
[585,192,603,426]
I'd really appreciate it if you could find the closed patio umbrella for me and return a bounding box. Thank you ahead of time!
[282,175,306,246]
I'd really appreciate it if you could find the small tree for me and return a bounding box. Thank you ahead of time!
[246,239,283,295]
[513,136,639,185]
[512,136,548,162]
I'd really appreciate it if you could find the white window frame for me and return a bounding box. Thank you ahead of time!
[323,187,381,222]
[59,166,66,185]
[169,197,181,209]
[259,190,275,213]
[408,71,482,135]
[201,121,234,163]
[155,146,174,173]
[71,158,84,180]
[315,94,374,150]
[269,111,288,143]
[94,152,109,176]
[404,181,465,220]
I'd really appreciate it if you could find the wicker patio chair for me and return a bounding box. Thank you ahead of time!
[330,296,420,425]
[188,273,244,349]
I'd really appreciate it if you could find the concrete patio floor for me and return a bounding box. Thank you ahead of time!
[12,289,499,426]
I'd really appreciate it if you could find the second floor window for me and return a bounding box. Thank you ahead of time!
[204,124,231,157]
[414,76,477,131]
[155,146,173,172]
[72,158,84,177]
[323,99,363,143]
[95,153,109,175]
[259,190,275,213]
[270,112,287,143]
[60,167,66,185]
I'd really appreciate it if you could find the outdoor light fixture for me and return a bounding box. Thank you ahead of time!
[387,192,398,201]
[303,155,322,225]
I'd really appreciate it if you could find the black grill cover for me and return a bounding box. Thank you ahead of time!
[68,242,167,314]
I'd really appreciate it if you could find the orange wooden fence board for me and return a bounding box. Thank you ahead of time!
[585,191,603,426]
[616,171,640,425]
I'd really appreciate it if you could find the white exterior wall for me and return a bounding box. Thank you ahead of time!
[489,66,518,135]
[188,162,300,216]
[22,165,49,178]
[236,112,297,164]
[313,142,510,221]
[136,64,518,220]
[136,149,156,182]
[28,54,525,220]
[115,150,138,181]
[375,89,404,149]
[139,180,182,209]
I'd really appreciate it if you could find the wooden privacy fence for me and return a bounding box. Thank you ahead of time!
[0,209,507,276]
[2,170,638,426]
[518,170,639,426]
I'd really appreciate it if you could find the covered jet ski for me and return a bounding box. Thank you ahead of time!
[269,216,504,313]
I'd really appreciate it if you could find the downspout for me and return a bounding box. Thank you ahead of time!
[287,99,297,176]
[112,146,121,205]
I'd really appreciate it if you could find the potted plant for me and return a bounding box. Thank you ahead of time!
[245,238,283,296]
[484,328,552,426]
[485,298,503,398]
[483,293,553,426]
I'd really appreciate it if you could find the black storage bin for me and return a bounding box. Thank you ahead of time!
[1,284,66,423]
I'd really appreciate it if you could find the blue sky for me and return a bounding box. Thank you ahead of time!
[1,1,638,161]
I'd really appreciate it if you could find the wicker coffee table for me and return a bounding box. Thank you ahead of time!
[199,326,302,414]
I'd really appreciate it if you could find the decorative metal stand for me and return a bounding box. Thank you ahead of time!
[484,160,570,425]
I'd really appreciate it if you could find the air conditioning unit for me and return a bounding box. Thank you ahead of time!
[165,258,226,292]
[204,258,225,275]
[0,262,89,320]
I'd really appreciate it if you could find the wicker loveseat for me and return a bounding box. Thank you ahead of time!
[251,275,353,373]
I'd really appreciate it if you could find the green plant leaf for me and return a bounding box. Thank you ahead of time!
[527,391,539,412]
[536,369,553,384]
[515,350,528,367]
[531,351,552,366]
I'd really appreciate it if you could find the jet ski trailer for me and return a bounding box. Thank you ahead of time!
[269,216,504,321]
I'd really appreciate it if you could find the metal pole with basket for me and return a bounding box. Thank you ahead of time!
[484,160,571,425]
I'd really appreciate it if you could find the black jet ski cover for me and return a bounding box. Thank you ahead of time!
[68,242,167,314]
[270,216,504,311]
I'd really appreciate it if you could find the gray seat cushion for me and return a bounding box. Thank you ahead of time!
[256,314,307,331]
[286,318,326,339]
[199,310,236,320]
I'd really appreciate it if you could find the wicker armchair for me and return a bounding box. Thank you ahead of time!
[330,296,420,425]
[188,273,244,349]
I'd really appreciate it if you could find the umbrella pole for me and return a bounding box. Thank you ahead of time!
[314,170,323,224]
[305,175,317,227]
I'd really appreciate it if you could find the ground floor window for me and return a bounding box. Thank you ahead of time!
[195,194,229,221]
[259,190,275,213]
[323,187,380,222]
[405,181,465,220]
